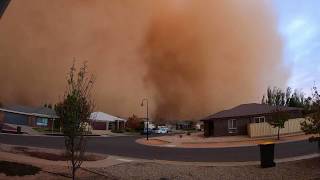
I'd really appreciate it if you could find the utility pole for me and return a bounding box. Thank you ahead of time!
[141,98,149,140]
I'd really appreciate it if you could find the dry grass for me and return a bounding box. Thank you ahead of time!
[141,139,170,145]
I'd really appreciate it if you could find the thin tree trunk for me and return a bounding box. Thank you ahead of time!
[71,138,75,180]
[277,128,280,140]
[72,167,76,180]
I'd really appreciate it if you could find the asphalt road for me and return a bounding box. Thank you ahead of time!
[0,134,318,162]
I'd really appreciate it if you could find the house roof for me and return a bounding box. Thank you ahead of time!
[202,103,302,121]
[0,105,58,118]
[89,112,126,122]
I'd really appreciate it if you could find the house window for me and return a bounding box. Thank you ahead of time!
[36,118,48,126]
[253,116,265,123]
[228,119,237,133]
[108,122,114,130]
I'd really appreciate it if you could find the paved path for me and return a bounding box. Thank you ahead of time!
[0,133,318,162]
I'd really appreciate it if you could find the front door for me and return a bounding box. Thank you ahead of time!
[208,121,214,136]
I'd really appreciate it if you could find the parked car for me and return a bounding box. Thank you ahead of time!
[141,128,153,135]
[153,127,168,134]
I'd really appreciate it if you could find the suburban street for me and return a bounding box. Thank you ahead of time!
[0,134,318,162]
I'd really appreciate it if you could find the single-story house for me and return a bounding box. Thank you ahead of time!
[0,105,59,129]
[201,103,303,137]
[176,120,195,130]
[89,112,126,131]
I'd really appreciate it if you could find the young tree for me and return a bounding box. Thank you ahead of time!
[55,62,94,180]
[263,87,286,106]
[268,108,290,140]
[262,86,309,108]
[301,86,320,147]
[287,89,305,108]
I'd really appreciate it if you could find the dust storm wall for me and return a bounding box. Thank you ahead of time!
[0,1,288,119]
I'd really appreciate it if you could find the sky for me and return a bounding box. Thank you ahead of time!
[274,0,320,95]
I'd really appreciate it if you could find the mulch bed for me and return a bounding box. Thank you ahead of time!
[0,161,41,176]
[12,146,105,161]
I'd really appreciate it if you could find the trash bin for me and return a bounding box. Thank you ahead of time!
[259,141,275,168]
[17,126,21,134]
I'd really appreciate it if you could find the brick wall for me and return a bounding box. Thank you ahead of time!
[27,116,36,127]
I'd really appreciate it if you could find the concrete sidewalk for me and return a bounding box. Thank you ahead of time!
[137,132,314,148]
[91,130,136,137]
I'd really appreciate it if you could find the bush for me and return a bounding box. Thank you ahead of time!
[125,128,138,132]
[127,114,141,130]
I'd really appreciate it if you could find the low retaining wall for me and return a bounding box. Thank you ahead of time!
[247,118,306,138]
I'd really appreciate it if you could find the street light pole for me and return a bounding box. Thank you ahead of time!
[141,98,149,140]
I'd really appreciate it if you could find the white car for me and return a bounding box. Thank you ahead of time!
[153,127,168,134]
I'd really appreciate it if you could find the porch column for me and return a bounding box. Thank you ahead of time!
[106,121,109,130]
[117,120,119,130]
[51,118,55,134]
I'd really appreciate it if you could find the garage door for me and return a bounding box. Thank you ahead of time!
[4,112,28,125]
[92,121,106,130]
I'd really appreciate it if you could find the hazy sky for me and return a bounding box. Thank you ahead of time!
[274,0,320,94]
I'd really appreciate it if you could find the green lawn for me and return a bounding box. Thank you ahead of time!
[32,127,60,133]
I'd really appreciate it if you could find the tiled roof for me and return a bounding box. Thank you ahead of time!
[1,105,58,118]
[202,103,302,120]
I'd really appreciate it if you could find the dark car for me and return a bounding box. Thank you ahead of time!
[140,128,153,135]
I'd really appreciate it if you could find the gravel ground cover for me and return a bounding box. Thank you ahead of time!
[0,157,319,179]
[0,164,102,180]
[96,157,320,180]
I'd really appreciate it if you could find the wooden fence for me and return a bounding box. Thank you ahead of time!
[247,118,306,138]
